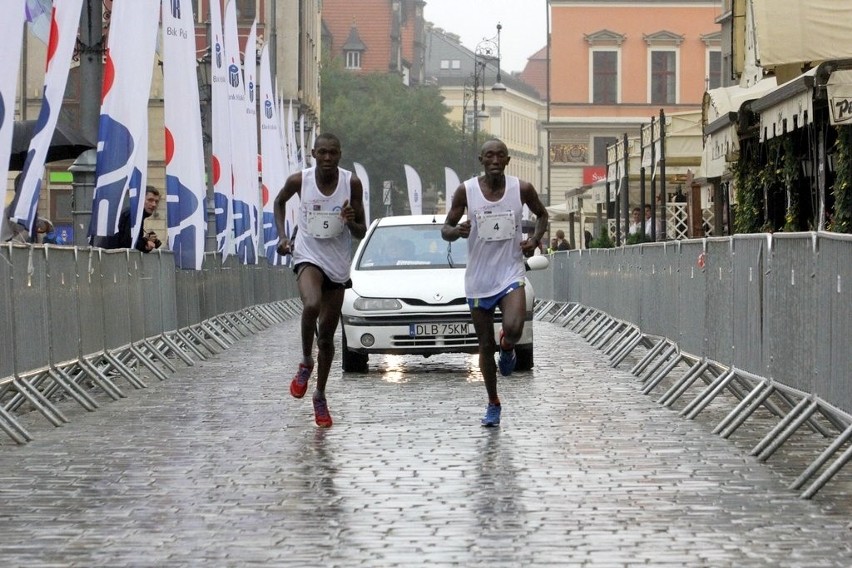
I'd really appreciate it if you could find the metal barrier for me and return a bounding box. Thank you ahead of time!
[0,244,301,444]
[532,232,852,498]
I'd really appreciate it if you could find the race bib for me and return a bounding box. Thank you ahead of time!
[476,211,516,241]
[306,210,345,238]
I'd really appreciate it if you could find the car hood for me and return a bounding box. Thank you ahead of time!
[351,268,466,304]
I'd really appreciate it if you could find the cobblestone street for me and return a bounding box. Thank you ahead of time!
[0,316,850,567]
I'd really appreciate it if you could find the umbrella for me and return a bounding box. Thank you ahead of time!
[8,117,96,171]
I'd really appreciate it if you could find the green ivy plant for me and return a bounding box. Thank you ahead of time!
[732,143,765,234]
[832,125,852,233]
[780,137,801,231]
[589,225,615,248]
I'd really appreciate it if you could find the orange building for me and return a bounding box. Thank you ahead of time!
[322,0,427,86]
[547,0,722,199]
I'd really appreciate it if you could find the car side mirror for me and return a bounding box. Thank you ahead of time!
[525,255,549,271]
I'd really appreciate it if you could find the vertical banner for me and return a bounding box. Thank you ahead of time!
[286,100,299,173]
[9,0,85,234]
[223,2,256,264]
[259,43,286,265]
[404,164,422,215]
[162,0,206,270]
[353,162,371,227]
[209,0,233,258]
[243,20,259,261]
[0,0,27,241]
[88,0,159,244]
[298,114,307,169]
[444,167,460,213]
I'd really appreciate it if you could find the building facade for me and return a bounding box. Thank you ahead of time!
[546,0,722,205]
[424,24,546,198]
[321,0,427,86]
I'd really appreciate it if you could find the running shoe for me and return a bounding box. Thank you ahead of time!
[481,403,501,427]
[289,363,312,398]
[313,395,333,428]
[497,329,516,377]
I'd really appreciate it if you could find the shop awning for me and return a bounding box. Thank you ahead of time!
[700,77,778,178]
[753,68,817,141]
[753,0,852,68]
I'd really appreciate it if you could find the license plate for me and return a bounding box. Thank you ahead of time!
[409,323,470,337]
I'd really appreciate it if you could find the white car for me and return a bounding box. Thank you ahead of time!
[340,214,544,373]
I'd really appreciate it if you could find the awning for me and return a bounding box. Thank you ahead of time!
[753,0,852,68]
[752,68,817,141]
[699,77,778,178]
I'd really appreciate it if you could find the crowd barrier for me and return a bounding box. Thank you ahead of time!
[0,245,301,444]
[528,232,851,498]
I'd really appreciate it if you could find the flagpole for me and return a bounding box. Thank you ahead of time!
[71,0,104,246]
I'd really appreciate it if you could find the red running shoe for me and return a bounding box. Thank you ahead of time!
[313,395,333,428]
[289,363,312,398]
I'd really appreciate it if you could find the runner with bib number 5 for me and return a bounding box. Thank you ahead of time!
[274,133,367,427]
[442,138,549,427]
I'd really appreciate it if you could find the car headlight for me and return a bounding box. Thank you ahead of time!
[353,297,403,311]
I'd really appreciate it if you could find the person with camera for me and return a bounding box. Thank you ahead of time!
[93,186,162,252]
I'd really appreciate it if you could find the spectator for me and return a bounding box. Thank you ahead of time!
[548,237,558,254]
[94,186,162,252]
[584,230,593,249]
[644,204,658,240]
[555,229,571,251]
[629,207,642,235]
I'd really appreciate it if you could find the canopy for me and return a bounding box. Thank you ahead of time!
[753,0,852,68]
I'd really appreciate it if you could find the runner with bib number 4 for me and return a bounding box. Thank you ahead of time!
[441,138,549,427]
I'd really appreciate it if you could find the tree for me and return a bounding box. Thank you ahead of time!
[320,62,466,218]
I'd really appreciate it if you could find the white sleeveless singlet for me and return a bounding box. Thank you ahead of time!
[464,175,525,298]
[292,167,353,283]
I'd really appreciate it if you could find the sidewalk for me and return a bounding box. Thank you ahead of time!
[0,317,850,566]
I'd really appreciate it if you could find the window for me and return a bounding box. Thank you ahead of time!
[707,50,722,90]
[650,50,677,104]
[440,60,449,69]
[345,51,362,70]
[451,60,461,70]
[235,0,255,21]
[592,50,618,104]
[594,137,617,166]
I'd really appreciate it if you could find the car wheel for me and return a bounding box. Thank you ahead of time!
[515,344,534,371]
[341,327,369,373]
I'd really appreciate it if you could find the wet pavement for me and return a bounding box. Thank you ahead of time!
[1,311,851,566]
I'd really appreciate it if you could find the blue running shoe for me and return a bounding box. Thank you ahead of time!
[481,403,501,427]
[497,330,516,377]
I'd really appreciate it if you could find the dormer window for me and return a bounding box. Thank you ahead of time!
[343,25,367,70]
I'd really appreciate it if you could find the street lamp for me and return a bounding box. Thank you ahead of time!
[196,51,217,253]
[465,24,507,175]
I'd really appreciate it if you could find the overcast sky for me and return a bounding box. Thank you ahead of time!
[423,0,548,73]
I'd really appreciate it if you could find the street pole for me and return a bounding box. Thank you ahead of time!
[71,0,103,246]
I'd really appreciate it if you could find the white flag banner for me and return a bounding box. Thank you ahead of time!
[284,191,300,267]
[10,0,85,234]
[162,0,206,270]
[404,164,422,216]
[224,3,256,264]
[286,100,299,173]
[444,167,460,213]
[243,20,260,262]
[0,0,27,241]
[209,0,233,258]
[299,113,306,169]
[353,162,370,227]
[87,0,159,244]
[259,43,286,265]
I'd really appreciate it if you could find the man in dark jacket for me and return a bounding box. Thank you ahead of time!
[95,186,161,252]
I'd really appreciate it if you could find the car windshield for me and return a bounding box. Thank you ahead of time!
[357,224,468,270]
